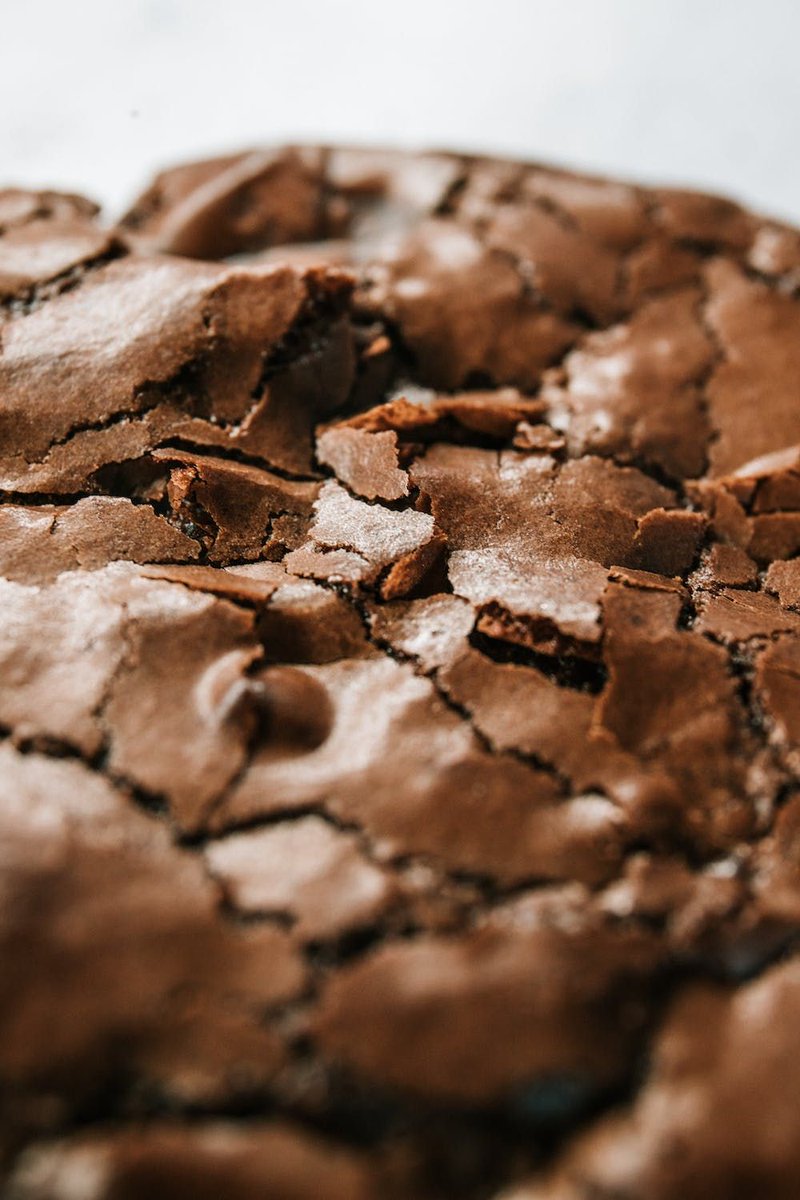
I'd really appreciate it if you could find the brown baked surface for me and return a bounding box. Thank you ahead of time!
[4,147,800,1198]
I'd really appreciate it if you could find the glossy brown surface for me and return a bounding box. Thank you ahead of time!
[4,150,800,1197]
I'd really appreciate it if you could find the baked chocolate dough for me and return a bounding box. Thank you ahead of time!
[4,147,800,1198]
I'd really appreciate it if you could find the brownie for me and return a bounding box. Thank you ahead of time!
[3,147,800,1198]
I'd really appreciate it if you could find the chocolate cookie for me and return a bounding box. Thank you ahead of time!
[4,147,800,1199]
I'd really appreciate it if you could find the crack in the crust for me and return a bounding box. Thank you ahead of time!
[355,592,575,798]
[353,184,598,401]
[454,166,647,327]
[356,268,582,410]
[681,517,796,801]
[0,1048,559,1200]
[1,720,172,824]
[679,574,794,835]
[693,272,726,477]
[468,626,607,693]
[431,163,472,218]
[186,802,364,847]
[144,560,615,905]
[1,723,103,770]
[614,185,666,306]
[189,673,556,909]
[525,190,582,235]
[712,635,795,808]
[0,242,127,322]
[157,436,321,483]
[16,384,189,469]
[473,229,598,339]
[204,269,354,440]
[347,305,423,400]
[0,488,165,508]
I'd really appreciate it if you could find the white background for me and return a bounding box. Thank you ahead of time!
[2,0,799,222]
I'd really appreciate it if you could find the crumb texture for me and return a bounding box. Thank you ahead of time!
[3,153,800,1198]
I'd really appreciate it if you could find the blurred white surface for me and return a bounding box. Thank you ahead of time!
[1,0,799,221]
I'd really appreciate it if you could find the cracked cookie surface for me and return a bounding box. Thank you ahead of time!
[4,149,800,1199]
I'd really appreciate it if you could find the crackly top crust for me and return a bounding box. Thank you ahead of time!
[4,149,800,1199]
